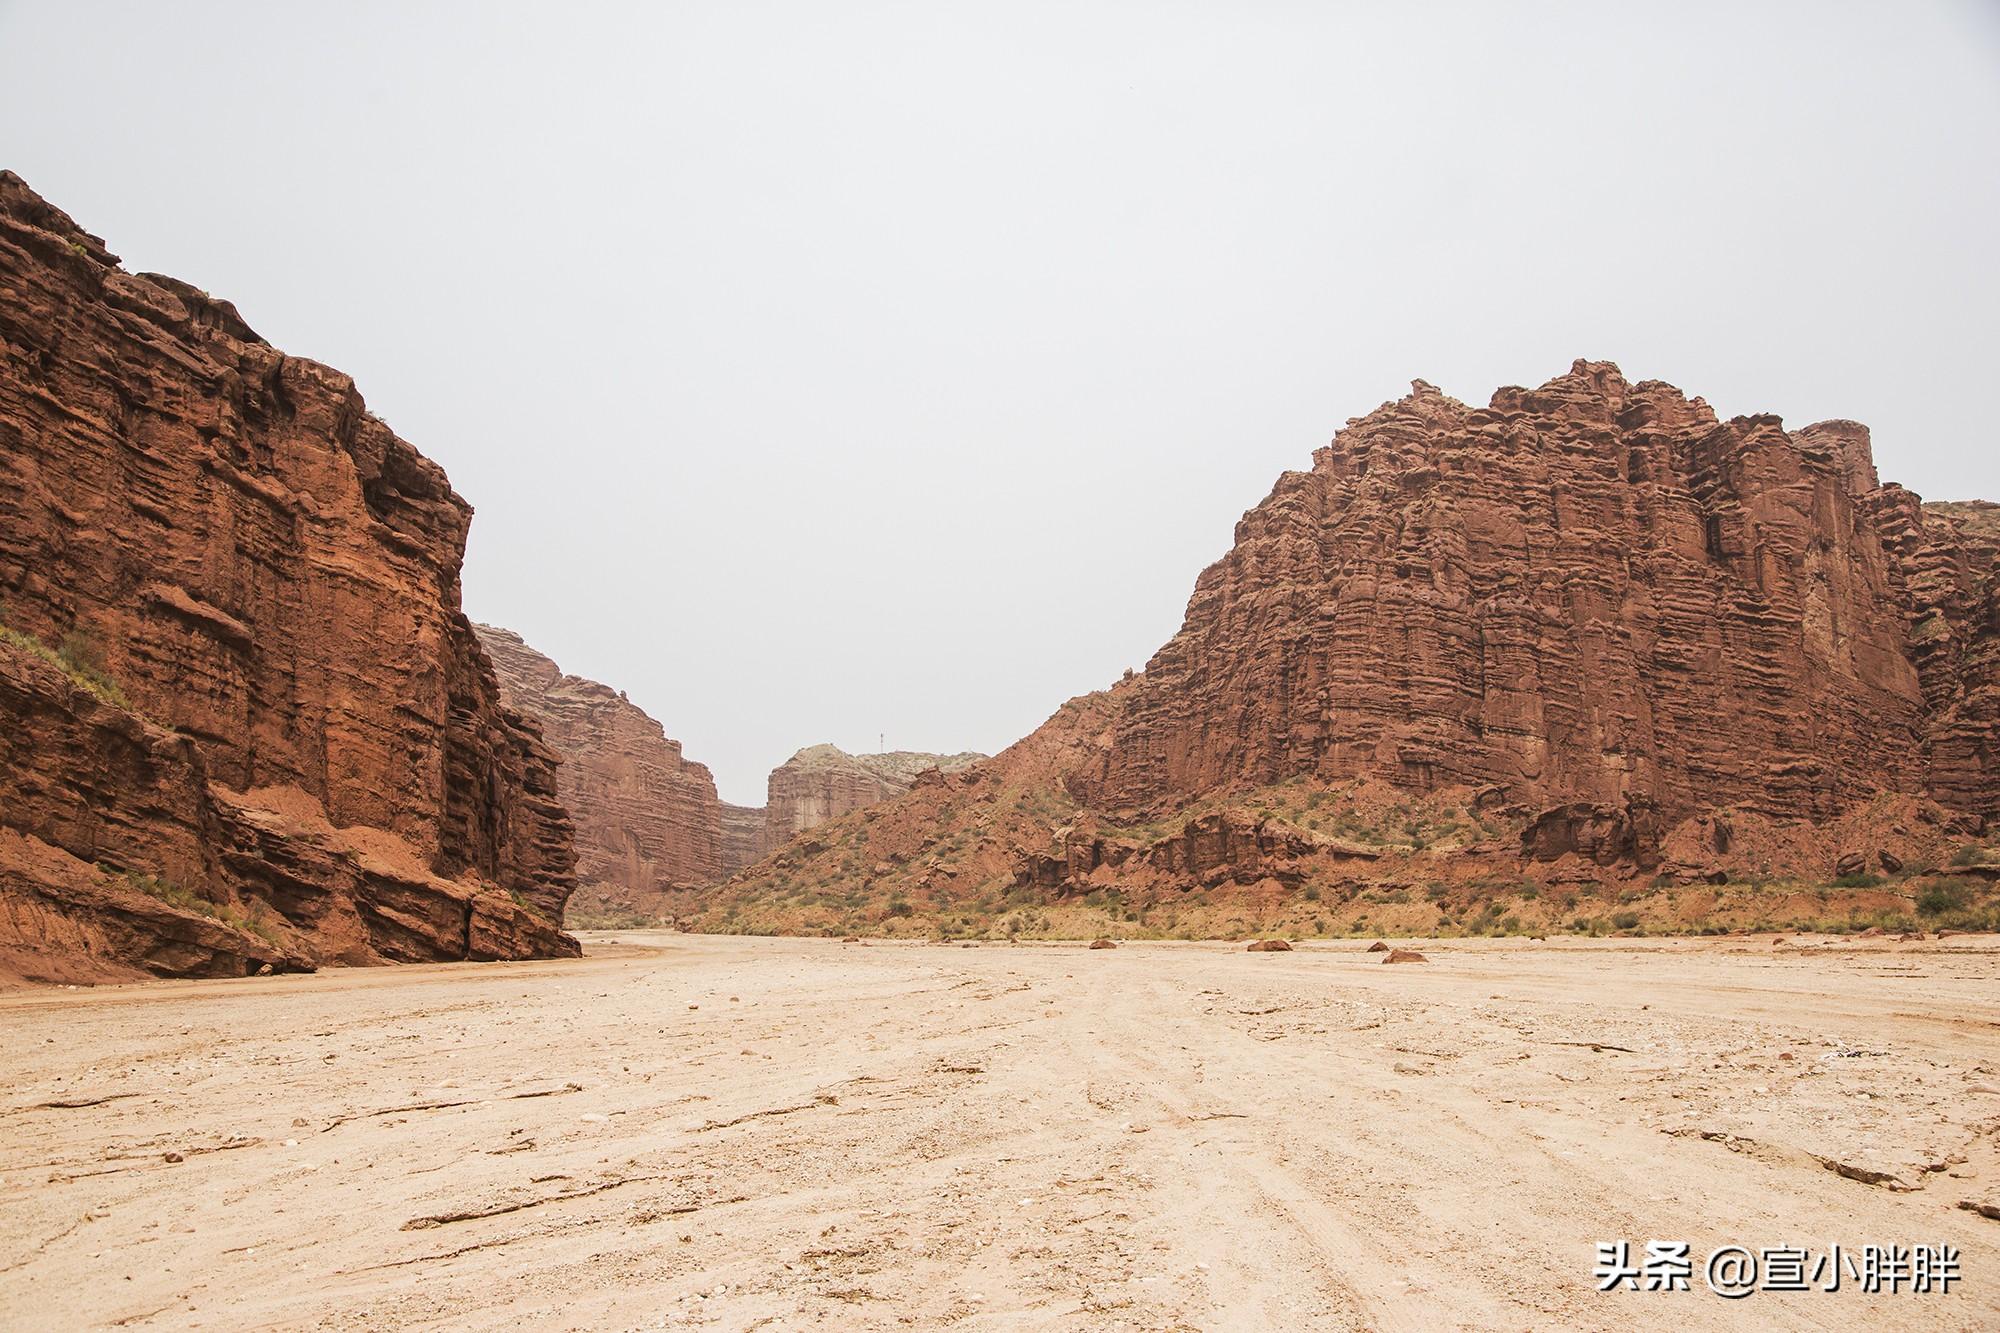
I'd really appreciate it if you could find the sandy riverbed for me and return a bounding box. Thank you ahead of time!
[2,933,1997,1330]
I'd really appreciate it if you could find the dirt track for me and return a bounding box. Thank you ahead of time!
[2,933,1997,1330]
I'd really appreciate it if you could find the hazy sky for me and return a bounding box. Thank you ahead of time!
[3,3,1997,803]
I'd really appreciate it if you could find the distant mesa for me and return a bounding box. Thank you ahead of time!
[763,743,984,850]
[475,624,982,924]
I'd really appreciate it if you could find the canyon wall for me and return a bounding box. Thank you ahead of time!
[0,172,576,981]
[1079,362,1941,822]
[703,362,1995,935]
[762,745,985,850]
[473,624,985,919]
[720,803,770,874]
[477,625,734,914]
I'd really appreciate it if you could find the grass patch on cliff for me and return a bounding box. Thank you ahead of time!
[104,867,283,946]
[0,620,132,709]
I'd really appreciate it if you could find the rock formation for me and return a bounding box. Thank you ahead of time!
[702,362,1996,937]
[476,626,982,919]
[0,172,576,982]
[477,624,733,915]
[719,802,769,876]
[1079,364,1932,822]
[762,744,985,850]
[1865,497,2000,822]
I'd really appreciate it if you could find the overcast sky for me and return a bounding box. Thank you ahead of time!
[3,3,1997,803]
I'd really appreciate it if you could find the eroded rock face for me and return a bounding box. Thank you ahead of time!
[0,172,575,981]
[1867,496,2000,821]
[764,745,985,849]
[477,625,736,912]
[1521,800,1666,870]
[703,363,1996,932]
[1079,362,1955,824]
[474,628,983,917]
[720,803,770,874]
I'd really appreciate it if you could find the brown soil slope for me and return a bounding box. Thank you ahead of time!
[0,173,576,982]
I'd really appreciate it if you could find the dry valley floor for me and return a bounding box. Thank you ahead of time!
[2,934,1997,1330]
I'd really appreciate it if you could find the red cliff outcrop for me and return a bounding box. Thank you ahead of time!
[1079,363,1933,823]
[762,745,985,850]
[477,625,736,916]
[0,172,576,982]
[469,629,985,921]
[702,362,1996,937]
[720,802,769,875]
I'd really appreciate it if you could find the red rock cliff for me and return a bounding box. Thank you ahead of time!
[475,624,985,918]
[476,625,736,912]
[0,172,576,981]
[1080,362,1964,823]
[720,802,770,874]
[702,362,1995,935]
[763,745,986,849]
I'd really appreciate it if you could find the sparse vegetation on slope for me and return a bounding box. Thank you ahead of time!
[0,617,131,709]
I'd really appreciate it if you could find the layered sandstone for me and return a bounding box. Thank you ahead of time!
[762,745,985,850]
[704,362,1996,935]
[1080,363,1932,822]
[476,625,736,913]
[472,626,983,919]
[1866,497,2000,822]
[720,803,770,873]
[0,172,576,981]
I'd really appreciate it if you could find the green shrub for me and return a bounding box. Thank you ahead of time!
[1916,879,1974,917]
[1610,911,1641,931]
[1,622,132,709]
[107,868,281,945]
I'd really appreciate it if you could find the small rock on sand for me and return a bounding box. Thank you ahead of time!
[1384,949,1428,964]
[1365,941,1389,953]
[1089,939,1117,950]
[1247,939,1293,953]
